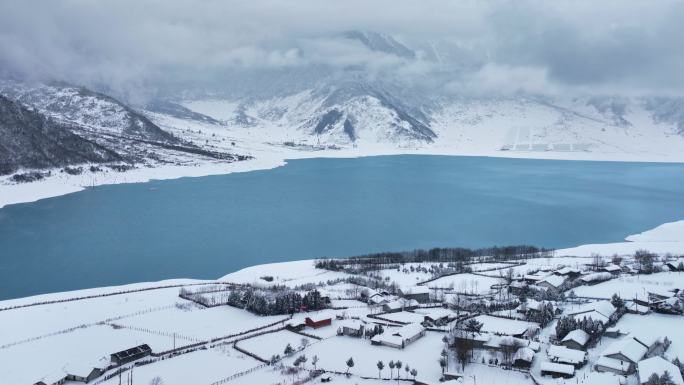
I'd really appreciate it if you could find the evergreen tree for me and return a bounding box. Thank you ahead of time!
[346,357,354,374]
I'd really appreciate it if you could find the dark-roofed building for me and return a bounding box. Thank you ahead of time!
[398,286,430,303]
[110,344,152,365]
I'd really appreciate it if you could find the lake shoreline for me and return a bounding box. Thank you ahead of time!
[1,219,683,305]
[3,145,684,210]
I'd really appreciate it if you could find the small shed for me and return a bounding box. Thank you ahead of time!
[398,286,430,303]
[513,347,535,368]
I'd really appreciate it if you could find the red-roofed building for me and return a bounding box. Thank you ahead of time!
[305,317,331,329]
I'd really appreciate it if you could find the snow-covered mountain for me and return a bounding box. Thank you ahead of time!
[0,80,248,176]
[172,89,684,158]
[0,94,120,175]
[3,30,684,178]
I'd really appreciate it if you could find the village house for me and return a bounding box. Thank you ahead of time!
[516,299,556,315]
[638,356,684,385]
[33,372,68,385]
[337,319,365,337]
[599,264,622,275]
[512,347,535,369]
[565,301,617,325]
[305,316,331,329]
[537,275,567,292]
[34,359,110,385]
[110,344,152,365]
[371,323,425,349]
[561,329,590,351]
[595,336,649,375]
[579,272,613,285]
[382,298,419,313]
[554,267,582,279]
[398,286,431,303]
[509,280,528,295]
[522,273,548,284]
[541,362,575,378]
[547,344,587,367]
[414,307,455,325]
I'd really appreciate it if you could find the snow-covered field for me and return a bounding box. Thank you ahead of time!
[427,273,504,294]
[99,346,263,385]
[572,271,684,299]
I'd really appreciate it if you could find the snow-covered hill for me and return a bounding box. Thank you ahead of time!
[0,80,248,174]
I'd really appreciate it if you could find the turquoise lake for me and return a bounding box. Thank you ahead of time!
[1,155,684,300]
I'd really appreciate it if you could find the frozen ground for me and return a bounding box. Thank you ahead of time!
[572,271,684,299]
[427,273,504,294]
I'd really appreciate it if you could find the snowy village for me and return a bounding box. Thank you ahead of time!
[1,244,682,385]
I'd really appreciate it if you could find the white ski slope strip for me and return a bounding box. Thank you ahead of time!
[625,220,684,242]
[556,219,684,257]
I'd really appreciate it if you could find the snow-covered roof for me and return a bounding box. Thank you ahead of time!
[518,299,548,312]
[603,336,648,363]
[548,345,586,365]
[338,319,364,331]
[393,323,425,339]
[633,334,664,349]
[580,272,613,283]
[567,301,616,323]
[555,267,581,275]
[597,356,631,373]
[541,362,575,375]
[513,347,535,363]
[369,295,388,304]
[484,335,521,349]
[34,371,68,385]
[63,358,108,376]
[372,323,425,346]
[562,329,590,346]
[473,315,537,336]
[638,356,684,385]
[601,264,622,272]
[541,275,566,288]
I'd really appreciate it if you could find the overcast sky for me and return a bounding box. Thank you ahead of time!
[1,0,683,99]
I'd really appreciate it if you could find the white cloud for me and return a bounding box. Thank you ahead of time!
[1,0,682,98]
